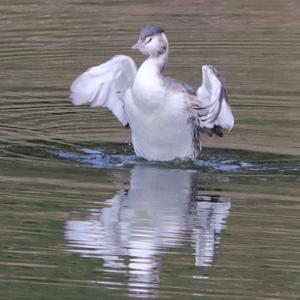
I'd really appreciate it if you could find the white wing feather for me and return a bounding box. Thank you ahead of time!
[196,65,234,132]
[70,55,137,126]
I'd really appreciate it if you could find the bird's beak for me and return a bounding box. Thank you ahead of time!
[131,39,144,50]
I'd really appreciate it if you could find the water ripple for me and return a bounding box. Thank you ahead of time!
[57,144,300,175]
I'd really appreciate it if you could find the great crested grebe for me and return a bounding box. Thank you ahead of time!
[70,25,234,161]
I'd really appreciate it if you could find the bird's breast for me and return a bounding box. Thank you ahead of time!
[131,64,167,112]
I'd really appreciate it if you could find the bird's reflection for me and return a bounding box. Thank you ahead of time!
[65,166,231,297]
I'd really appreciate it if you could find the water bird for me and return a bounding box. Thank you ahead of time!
[70,25,234,161]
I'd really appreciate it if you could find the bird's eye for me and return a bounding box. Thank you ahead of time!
[147,37,152,43]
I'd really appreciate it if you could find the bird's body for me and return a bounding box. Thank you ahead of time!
[126,56,195,160]
[70,25,234,161]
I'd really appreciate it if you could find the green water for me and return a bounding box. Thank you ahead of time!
[1,0,300,299]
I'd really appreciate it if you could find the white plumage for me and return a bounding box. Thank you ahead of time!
[197,65,234,131]
[70,55,137,126]
[70,25,234,161]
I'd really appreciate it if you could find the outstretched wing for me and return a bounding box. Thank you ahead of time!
[192,65,234,136]
[69,55,137,126]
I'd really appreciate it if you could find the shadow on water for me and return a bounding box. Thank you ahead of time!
[65,165,231,298]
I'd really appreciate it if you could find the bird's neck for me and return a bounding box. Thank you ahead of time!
[146,49,169,73]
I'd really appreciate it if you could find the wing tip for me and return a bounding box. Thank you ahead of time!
[69,92,81,106]
[203,65,225,83]
[69,93,77,106]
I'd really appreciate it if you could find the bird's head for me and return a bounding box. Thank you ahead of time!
[132,24,169,58]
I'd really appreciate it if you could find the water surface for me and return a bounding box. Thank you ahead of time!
[0,1,300,299]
